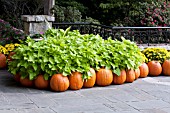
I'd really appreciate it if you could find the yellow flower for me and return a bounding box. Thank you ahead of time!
[0,46,8,54]
[14,43,20,47]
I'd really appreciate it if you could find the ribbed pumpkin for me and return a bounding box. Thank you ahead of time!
[83,68,96,88]
[113,69,126,85]
[20,77,34,87]
[34,74,49,89]
[162,60,170,76]
[50,74,69,92]
[96,68,113,86]
[139,63,149,78]
[69,72,83,90]
[126,69,135,83]
[147,61,162,76]
[0,53,7,68]
[14,73,21,83]
[134,68,140,80]
[7,52,16,62]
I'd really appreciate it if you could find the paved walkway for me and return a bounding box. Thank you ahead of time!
[1,70,170,113]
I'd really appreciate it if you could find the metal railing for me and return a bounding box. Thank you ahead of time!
[52,22,170,46]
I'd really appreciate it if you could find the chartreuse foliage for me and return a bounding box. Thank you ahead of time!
[8,27,143,80]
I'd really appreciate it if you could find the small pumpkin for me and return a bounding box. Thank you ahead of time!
[34,74,49,89]
[83,68,96,88]
[113,69,126,85]
[162,60,170,76]
[147,61,162,76]
[14,73,21,83]
[20,77,34,87]
[139,63,149,78]
[0,53,7,69]
[135,68,140,80]
[96,68,113,86]
[7,52,16,62]
[69,72,83,90]
[126,69,135,83]
[50,74,69,92]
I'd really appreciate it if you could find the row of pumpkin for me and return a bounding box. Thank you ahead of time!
[12,59,170,92]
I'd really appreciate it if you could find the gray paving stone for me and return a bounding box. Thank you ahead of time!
[78,86,127,98]
[103,101,136,111]
[1,93,37,109]
[51,104,114,113]
[25,93,57,108]
[0,109,17,113]
[146,90,170,103]
[16,107,55,113]
[139,109,167,113]
[46,91,84,99]
[105,92,140,102]
[161,107,170,113]
[127,100,170,110]
[53,96,110,107]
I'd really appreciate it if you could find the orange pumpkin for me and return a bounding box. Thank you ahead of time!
[162,60,170,76]
[7,52,16,62]
[0,53,7,68]
[34,74,49,89]
[69,72,84,90]
[83,68,96,88]
[14,73,21,83]
[135,68,140,80]
[113,69,126,85]
[126,69,135,83]
[20,77,34,87]
[147,61,162,76]
[50,74,69,92]
[96,68,113,86]
[139,63,149,78]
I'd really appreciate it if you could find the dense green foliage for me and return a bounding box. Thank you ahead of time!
[1,0,169,27]
[8,28,143,80]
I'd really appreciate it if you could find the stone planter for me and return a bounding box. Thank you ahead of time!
[21,15,55,36]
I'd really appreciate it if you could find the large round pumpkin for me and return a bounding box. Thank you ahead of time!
[34,74,49,89]
[135,68,140,80]
[69,72,83,90]
[147,61,162,76]
[14,73,21,83]
[83,68,96,88]
[0,53,7,68]
[20,77,34,87]
[113,69,126,85]
[126,69,135,83]
[139,63,149,78]
[162,60,170,76]
[50,74,69,92]
[96,68,113,86]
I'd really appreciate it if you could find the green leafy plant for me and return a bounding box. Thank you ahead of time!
[97,36,143,75]
[8,27,143,81]
[142,47,169,63]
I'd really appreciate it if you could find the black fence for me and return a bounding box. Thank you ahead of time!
[52,22,170,46]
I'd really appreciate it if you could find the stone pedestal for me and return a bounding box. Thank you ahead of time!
[21,15,55,35]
